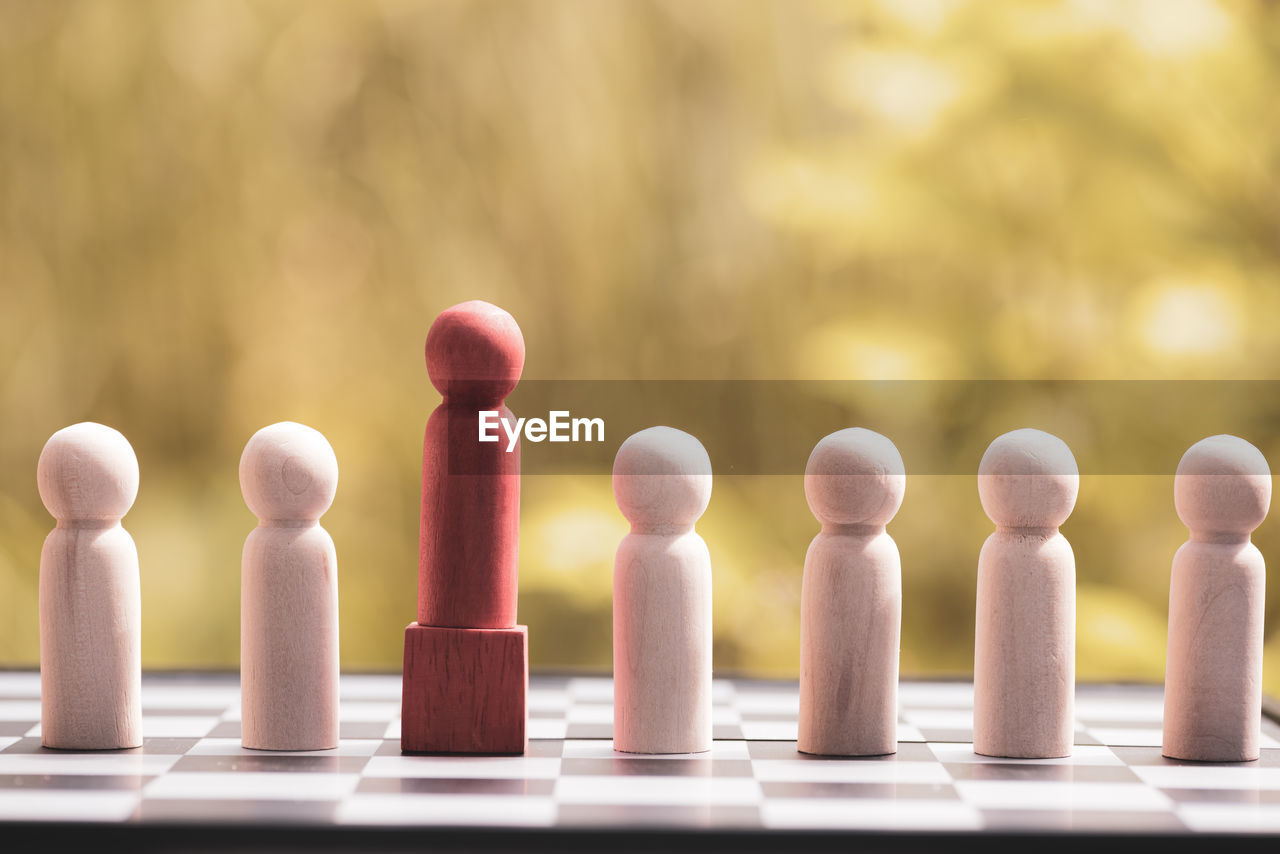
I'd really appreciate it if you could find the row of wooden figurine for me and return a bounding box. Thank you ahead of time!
[609,424,1270,763]
[37,420,339,751]
[34,418,1271,762]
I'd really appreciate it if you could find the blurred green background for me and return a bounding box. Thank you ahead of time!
[3,0,1280,685]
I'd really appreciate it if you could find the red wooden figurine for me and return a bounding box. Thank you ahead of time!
[401,300,528,754]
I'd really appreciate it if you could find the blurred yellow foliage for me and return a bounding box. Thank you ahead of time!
[1,1,1279,689]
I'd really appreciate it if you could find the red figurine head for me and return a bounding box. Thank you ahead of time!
[425,300,525,403]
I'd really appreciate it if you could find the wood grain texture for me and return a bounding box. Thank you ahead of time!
[401,623,528,755]
[417,405,520,629]
[799,428,904,757]
[612,426,713,755]
[37,422,142,750]
[403,301,529,755]
[973,428,1078,759]
[240,422,340,752]
[1163,435,1271,762]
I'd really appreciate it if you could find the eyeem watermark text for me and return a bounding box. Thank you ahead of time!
[478,410,605,452]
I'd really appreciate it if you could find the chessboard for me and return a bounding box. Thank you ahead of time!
[3,672,1280,849]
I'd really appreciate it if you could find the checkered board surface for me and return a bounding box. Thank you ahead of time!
[3,672,1280,835]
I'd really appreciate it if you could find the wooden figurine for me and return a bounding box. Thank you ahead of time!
[240,421,340,751]
[973,428,1078,759]
[1163,435,1271,762]
[401,300,528,755]
[612,426,713,754]
[38,422,143,750]
[799,428,905,756]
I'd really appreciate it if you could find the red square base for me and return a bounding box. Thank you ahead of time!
[401,622,528,755]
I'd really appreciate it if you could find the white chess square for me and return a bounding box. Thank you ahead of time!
[362,755,561,780]
[336,793,557,826]
[144,771,360,800]
[0,752,179,776]
[142,685,239,710]
[928,743,1125,766]
[528,718,568,740]
[954,780,1173,811]
[142,716,220,737]
[338,675,401,701]
[1177,803,1280,833]
[898,682,973,708]
[1086,727,1164,747]
[0,790,140,822]
[711,680,737,703]
[185,738,381,756]
[903,708,974,728]
[554,775,762,806]
[740,721,799,740]
[1074,696,1164,723]
[712,706,742,725]
[528,689,572,713]
[0,672,40,695]
[733,692,799,716]
[337,702,401,722]
[1131,765,1280,790]
[0,700,41,721]
[762,798,982,831]
[752,759,951,784]
[566,704,612,724]
[567,678,613,702]
[561,739,750,760]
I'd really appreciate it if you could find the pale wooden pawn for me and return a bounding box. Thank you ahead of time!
[38,422,143,750]
[973,428,1078,759]
[240,422,340,751]
[799,428,905,756]
[1163,435,1271,762]
[612,426,713,754]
